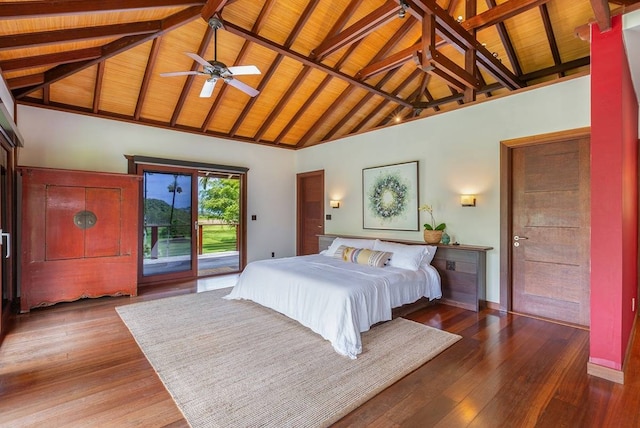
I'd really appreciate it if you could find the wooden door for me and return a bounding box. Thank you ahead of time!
[297,170,324,256]
[0,145,13,342]
[510,135,590,326]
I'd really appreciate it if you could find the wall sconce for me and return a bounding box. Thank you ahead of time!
[460,194,476,207]
[330,200,340,209]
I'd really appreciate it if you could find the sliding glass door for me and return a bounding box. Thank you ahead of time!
[139,166,197,283]
[130,156,247,285]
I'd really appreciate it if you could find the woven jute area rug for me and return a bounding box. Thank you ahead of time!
[116,289,461,428]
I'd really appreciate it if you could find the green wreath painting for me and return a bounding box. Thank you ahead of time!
[363,161,419,230]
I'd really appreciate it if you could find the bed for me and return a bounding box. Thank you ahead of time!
[224,237,442,359]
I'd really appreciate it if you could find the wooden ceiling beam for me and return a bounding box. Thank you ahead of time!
[361,0,539,83]
[575,2,640,41]
[0,47,102,72]
[276,40,361,144]
[12,6,201,99]
[7,73,44,90]
[520,56,590,81]
[230,0,320,138]
[461,0,551,32]
[254,66,312,142]
[311,0,398,60]
[270,1,365,144]
[540,3,562,77]
[0,21,161,51]
[325,0,366,39]
[93,61,105,114]
[298,86,356,146]
[318,17,416,142]
[419,11,479,91]
[170,26,214,126]
[373,67,423,128]
[357,44,419,79]
[222,21,412,108]
[486,0,522,76]
[0,0,205,18]
[411,0,522,89]
[464,0,478,103]
[378,16,417,59]
[590,0,611,32]
[276,74,331,144]
[229,55,284,137]
[201,0,228,22]
[413,82,502,109]
[135,37,162,120]
[323,68,397,141]
[200,0,276,133]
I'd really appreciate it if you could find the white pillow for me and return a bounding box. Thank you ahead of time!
[373,240,432,271]
[325,237,376,257]
[422,245,438,265]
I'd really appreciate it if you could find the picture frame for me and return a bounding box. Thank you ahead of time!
[362,161,419,231]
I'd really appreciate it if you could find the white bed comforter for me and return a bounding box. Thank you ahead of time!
[224,254,441,359]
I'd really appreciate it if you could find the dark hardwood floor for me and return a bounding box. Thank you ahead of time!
[1,278,638,427]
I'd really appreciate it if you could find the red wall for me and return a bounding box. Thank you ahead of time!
[590,15,639,371]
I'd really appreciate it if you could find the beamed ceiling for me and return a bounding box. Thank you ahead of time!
[0,0,637,149]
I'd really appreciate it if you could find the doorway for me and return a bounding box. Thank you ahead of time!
[130,156,247,285]
[500,128,591,326]
[0,141,15,343]
[196,172,240,276]
[296,170,324,255]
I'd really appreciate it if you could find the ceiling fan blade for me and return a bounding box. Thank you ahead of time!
[225,78,259,97]
[160,71,201,77]
[200,78,217,97]
[185,52,211,69]
[227,65,261,76]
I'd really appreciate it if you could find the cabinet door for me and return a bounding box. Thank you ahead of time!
[45,185,85,260]
[86,187,121,257]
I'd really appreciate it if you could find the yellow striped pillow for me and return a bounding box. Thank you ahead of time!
[334,245,392,268]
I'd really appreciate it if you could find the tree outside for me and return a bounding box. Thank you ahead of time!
[198,176,239,253]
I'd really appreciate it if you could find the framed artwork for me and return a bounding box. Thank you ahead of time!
[362,160,419,231]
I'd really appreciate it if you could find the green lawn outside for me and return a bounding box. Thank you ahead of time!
[143,224,237,258]
[200,224,237,253]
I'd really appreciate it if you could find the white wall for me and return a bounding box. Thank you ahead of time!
[295,75,591,303]
[15,76,591,302]
[16,106,297,262]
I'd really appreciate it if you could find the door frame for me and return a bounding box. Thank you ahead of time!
[137,164,198,285]
[296,169,324,256]
[499,127,591,312]
[127,155,248,285]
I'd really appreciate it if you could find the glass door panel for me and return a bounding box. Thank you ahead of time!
[142,170,195,278]
[197,173,240,276]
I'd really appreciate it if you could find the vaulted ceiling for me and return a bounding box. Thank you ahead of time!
[0,0,636,149]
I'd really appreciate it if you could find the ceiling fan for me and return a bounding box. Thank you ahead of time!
[160,17,261,97]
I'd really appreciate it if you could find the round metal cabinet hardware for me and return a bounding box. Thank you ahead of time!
[73,210,98,230]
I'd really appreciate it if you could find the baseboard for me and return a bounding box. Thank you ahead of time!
[587,362,624,384]
[486,301,500,311]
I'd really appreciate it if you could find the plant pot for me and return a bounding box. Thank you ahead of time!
[423,230,443,244]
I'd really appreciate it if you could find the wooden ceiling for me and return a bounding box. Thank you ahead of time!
[0,0,633,149]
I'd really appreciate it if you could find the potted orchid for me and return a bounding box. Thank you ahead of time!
[419,204,446,244]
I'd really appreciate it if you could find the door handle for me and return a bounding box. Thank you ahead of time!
[513,235,528,241]
[0,229,10,258]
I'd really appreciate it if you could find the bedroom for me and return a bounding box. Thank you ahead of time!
[0,0,639,425]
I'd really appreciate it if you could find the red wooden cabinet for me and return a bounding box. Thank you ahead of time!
[19,167,141,312]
